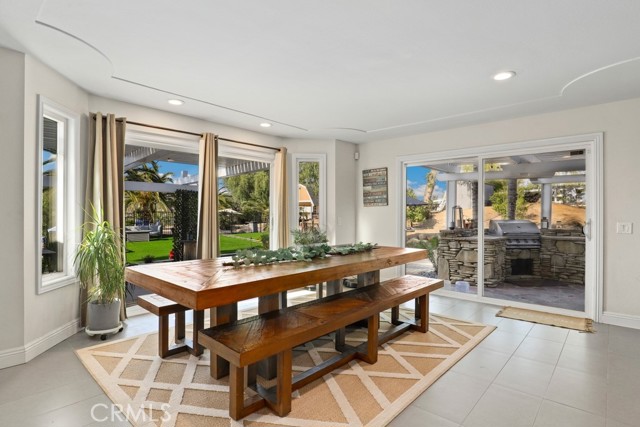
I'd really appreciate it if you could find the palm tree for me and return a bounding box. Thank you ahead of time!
[423,170,438,202]
[125,161,174,223]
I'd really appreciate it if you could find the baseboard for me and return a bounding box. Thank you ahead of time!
[601,311,640,330]
[0,345,27,369]
[0,318,82,369]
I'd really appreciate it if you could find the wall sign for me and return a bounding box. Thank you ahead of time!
[363,167,388,206]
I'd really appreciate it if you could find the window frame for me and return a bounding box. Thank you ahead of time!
[36,95,80,294]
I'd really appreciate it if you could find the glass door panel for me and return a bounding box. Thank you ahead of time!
[405,157,478,295]
[481,150,586,311]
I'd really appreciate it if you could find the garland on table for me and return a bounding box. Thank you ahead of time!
[223,242,377,267]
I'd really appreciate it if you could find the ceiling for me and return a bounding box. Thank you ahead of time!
[2,1,640,143]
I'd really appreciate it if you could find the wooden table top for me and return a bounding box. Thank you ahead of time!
[125,246,426,310]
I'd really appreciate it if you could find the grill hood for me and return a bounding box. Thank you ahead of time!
[488,220,540,236]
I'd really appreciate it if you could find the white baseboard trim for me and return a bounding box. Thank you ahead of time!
[601,311,640,330]
[0,318,82,369]
[0,345,27,370]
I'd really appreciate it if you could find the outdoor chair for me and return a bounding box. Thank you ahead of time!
[149,221,163,238]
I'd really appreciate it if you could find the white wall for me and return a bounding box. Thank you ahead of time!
[0,47,26,358]
[22,55,90,348]
[356,97,640,323]
[0,48,89,368]
[282,138,358,245]
[89,96,284,150]
[334,140,357,244]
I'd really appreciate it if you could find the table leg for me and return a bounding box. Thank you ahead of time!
[209,303,238,379]
[326,280,346,349]
[189,310,205,356]
[357,270,380,287]
[257,293,281,379]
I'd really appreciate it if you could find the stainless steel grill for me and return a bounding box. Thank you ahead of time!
[488,219,541,248]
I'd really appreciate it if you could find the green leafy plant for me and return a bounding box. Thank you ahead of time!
[328,242,377,255]
[291,227,328,245]
[489,183,529,219]
[74,209,125,304]
[225,244,331,267]
[260,232,270,249]
[223,242,377,267]
[406,237,439,273]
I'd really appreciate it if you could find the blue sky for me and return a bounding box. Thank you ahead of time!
[157,161,198,180]
[407,166,446,200]
[155,161,447,200]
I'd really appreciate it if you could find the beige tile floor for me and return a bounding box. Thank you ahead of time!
[0,294,638,427]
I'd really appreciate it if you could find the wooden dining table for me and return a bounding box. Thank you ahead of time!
[125,245,426,377]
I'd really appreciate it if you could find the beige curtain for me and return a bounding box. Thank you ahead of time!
[274,148,289,248]
[81,113,126,325]
[196,133,219,259]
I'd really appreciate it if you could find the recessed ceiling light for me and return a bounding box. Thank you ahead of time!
[168,99,184,106]
[260,122,272,128]
[493,71,516,81]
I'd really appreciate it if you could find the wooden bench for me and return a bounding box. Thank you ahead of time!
[137,294,204,358]
[198,275,443,420]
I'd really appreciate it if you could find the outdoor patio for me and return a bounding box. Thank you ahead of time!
[406,259,585,311]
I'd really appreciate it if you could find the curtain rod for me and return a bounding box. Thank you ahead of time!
[93,116,281,152]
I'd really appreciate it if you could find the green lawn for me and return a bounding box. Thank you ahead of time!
[126,235,265,264]
[233,232,267,241]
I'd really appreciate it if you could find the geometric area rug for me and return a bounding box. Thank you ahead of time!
[76,309,494,427]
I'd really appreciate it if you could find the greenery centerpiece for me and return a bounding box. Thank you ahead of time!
[224,242,377,267]
[291,227,328,246]
[75,209,125,338]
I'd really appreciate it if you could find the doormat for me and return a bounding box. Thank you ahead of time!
[496,306,594,332]
[76,311,494,426]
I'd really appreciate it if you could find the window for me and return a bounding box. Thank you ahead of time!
[37,96,79,293]
[123,126,277,268]
[291,153,326,238]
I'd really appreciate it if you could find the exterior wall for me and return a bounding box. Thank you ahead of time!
[0,47,26,359]
[356,97,640,322]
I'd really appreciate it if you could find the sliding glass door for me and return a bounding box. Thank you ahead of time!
[401,134,601,319]
[480,149,587,312]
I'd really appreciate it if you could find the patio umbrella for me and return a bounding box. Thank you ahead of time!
[219,208,241,215]
[406,196,428,206]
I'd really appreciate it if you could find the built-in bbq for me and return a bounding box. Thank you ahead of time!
[487,219,541,249]
[488,219,541,277]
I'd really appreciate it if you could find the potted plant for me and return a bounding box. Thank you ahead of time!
[75,210,125,339]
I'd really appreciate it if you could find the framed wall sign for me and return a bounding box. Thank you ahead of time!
[363,167,388,206]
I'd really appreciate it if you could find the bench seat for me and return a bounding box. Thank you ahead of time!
[198,275,443,419]
[137,294,197,357]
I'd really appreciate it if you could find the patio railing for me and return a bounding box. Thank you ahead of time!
[125,212,174,236]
